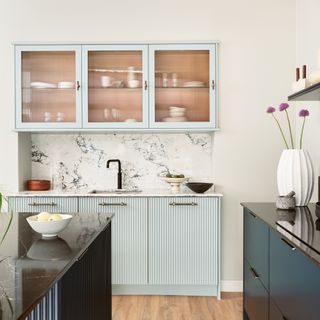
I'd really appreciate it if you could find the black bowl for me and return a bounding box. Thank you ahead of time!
[186,182,213,193]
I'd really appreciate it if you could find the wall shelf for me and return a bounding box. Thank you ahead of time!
[288,82,320,101]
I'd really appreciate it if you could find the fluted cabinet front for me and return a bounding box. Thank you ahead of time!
[149,197,220,286]
[79,197,148,285]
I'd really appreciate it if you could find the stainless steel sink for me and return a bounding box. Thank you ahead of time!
[89,189,142,194]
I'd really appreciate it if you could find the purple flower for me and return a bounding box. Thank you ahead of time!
[279,103,289,111]
[299,109,310,117]
[266,106,276,113]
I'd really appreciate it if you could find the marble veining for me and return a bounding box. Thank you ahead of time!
[0,211,113,320]
[31,133,213,190]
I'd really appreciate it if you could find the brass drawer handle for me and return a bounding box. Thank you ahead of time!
[250,267,259,279]
[281,237,296,251]
[28,202,57,207]
[169,202,198,206]
[98,202,127,206]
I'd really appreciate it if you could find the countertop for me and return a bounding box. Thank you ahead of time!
[6,188,223,198]
[241,202,320,266]
[0,211,113,320]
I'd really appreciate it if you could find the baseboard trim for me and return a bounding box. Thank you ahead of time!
[221,281,243,292]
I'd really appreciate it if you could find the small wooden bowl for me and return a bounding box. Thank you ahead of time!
[26,180,51,191]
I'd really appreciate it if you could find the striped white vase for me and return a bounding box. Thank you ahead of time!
[277,149,314,206]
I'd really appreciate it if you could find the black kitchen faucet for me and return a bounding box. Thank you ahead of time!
[106,159,122,189]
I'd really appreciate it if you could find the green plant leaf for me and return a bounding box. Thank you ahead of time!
[0,212,13,246]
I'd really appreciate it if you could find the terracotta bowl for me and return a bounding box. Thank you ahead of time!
[26,180,51,191]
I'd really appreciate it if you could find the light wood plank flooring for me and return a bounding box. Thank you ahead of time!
[112,293,242,320]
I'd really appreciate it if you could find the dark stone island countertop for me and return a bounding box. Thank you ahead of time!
[0,211,113,320]
[241,203,320,266]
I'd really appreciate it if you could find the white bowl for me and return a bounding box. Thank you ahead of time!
[127,80,140,88]
[27,214,73,238]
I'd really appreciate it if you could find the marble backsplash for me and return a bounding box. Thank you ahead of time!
[31,133,213,190]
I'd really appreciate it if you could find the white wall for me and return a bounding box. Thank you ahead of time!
[0,0,295,282]
[296,0,320,202]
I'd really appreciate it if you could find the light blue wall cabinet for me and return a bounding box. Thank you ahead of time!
[14,42,218,132]
[78,197,148,287]
[149,44,217,130]
[15,45,82,130]
[82,45,149,129]
[149,197,220,297]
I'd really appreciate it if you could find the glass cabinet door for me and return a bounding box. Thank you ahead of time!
[15,45,82,129]
[82,45,148,128]
[149,44,217,129]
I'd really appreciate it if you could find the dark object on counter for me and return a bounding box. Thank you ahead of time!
[26,180,51,191]
[276,191,295,210]
[186,182,213,193]
[106,159,122,189]
[315,202,320,218]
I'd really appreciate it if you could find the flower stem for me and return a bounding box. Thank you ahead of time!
[300,117,306,149]
[285,109,294,148]
[272,114,289,149]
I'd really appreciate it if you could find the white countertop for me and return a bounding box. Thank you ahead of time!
[7,188,223,198]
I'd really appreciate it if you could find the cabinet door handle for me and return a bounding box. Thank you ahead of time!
[169,202,198,206]
[250,267,259,279]
[144,80,148,90]
[281,237,296,251]
[98,202,127,206]
[77,248,88,262]
[76,81,81,91]
[248,211,257,218]
[211,80,215,90]
[28,202,57,207]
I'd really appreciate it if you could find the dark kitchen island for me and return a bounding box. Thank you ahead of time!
[0,211,113,320]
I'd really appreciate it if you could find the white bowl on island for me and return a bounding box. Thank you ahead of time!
[27,213,72,238]
[162,176,189,193]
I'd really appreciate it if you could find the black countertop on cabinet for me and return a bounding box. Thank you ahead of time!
[241,203,320,266]
[0,211,113,320]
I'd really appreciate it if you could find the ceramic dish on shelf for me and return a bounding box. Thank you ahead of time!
[30,82,57,89]
[183,81,205,88]
[57,81,74,89]
[162,176,189,193]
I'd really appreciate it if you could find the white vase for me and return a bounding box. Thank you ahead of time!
[277,149,314,206]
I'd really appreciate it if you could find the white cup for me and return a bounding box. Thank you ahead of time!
[101,76,112,88]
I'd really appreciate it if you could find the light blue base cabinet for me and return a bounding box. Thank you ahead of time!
[78,197,148,286]
[8,195,221,297]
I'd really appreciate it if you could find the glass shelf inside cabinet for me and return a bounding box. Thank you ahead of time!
[87,51,144,123]
[21,51,77,123]
[154,50,210,123]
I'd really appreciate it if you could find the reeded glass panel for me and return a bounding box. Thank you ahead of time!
[21,51,77,123]
[154,50,210,123]
[88,51,143,123]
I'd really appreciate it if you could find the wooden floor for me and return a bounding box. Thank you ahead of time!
[112,293,242,320]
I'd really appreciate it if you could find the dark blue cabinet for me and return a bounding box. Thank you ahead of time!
[244,260,268,320]
[269,299,284,320]
[269,229,320,320]
[244,209,269,289]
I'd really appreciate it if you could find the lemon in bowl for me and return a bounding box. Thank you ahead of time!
[26,212,72,238]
